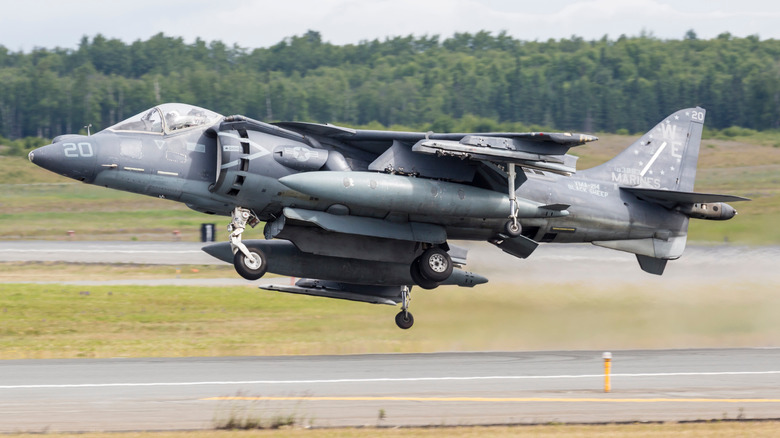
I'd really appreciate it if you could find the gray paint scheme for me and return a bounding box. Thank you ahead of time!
[29,103,748,327]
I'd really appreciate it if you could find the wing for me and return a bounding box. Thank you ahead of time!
[274,121,597,178]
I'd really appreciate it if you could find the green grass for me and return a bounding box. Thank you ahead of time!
[0,156,213,241]
[0,206,212,241]
[2,275,779,360]
[0,261,238,282]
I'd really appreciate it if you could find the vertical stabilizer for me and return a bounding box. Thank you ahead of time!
[581,108,705,191]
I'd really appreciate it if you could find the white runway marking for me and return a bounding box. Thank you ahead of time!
[4,370,780,390]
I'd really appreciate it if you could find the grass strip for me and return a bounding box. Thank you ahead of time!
[2,277,779,360]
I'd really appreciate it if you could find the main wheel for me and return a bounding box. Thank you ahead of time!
[395,311,414,329]
[503,219,522,237]
[418,247,453,282]
[410,257,439,290]
[233,248,267,280]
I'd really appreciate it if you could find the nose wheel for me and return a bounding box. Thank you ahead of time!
[233,247,267,280]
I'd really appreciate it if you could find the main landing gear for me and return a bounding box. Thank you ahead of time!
[229,207,267,280]
[395,286,414,329]
[409,246,453,289]
[402,246,453,328]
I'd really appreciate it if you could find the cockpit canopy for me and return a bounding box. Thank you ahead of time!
[108,103,223,134]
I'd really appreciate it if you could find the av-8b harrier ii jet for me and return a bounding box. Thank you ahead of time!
[29,104,748,328]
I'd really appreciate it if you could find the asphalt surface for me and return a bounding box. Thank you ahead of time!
[2,349,780,432]
[0,240,216,265]
[2,241,780,431]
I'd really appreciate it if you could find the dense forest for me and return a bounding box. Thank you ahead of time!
[1,30,779,146]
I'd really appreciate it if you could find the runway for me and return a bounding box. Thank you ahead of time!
[3,241,780,431]
[2,349,780,432]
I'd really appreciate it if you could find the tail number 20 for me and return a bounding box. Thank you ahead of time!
[63,142,94,158]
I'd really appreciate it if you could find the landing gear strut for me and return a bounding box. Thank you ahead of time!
[395,286,414,329]
[229,207,266,280]
[504,163,522,238]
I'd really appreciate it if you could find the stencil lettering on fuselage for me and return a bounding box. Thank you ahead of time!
[611,166,661,188]
[567,181,609,197]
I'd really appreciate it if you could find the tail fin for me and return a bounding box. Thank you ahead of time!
[588,108,705,275]
[581,107,705,191]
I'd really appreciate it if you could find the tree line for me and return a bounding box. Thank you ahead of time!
[1,30,779,147]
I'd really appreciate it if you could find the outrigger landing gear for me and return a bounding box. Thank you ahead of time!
[504,163,522,238]
[395,286,414,329]
[229,207,267,281]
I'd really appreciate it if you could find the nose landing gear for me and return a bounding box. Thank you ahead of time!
[229,206,267,280]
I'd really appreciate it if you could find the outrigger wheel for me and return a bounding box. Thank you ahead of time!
[395,311,414,330]
[503,219,522,237]
[395,286,414,329]
[504,162,522,238]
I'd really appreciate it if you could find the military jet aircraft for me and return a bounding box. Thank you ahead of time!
[29,103,748,328]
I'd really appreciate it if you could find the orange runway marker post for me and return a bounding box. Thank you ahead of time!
[603,352,612,393]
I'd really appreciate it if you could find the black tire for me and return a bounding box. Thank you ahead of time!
[418,247,453,282]
[504,219,522,237]
[410,257,439,290]
[233,248,267,280]
[395,311,414,329]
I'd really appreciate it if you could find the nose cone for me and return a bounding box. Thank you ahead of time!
[29,140,97,182]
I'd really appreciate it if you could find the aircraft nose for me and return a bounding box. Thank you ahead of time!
[28,143,59,172]
[29,141,97,182]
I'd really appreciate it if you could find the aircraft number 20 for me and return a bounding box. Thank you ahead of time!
[63,142,94,158]
[691,111,704,121]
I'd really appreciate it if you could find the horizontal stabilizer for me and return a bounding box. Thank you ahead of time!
[621,187,750,207]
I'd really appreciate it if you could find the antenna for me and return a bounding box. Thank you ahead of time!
[84,124,92,136]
